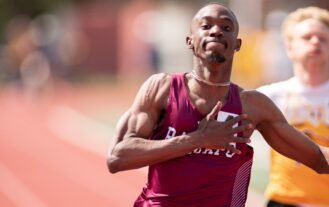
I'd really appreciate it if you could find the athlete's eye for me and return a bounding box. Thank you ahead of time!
[223,25,231,32]
[201,25,211,30]
[302,35,312,41]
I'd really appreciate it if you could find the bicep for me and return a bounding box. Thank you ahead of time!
[125,74,168,138]
[259,120,321,168]
[110,74,169,148]
[249,91,321,168]
[257,106,321,170]
[126,109,158,139]
[258,120,305,154]
[109,109,131,150]
[109,105,159,155]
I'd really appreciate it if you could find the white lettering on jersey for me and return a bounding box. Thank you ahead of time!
[193,148,202,154]
[203,148,214,155]
[213,149,222,156]
[165,127,176,139]
[226,143,237,158]
[188,148,225,156]
[165,111,241,158]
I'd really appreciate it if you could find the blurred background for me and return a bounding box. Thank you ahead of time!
[0,0,328,206]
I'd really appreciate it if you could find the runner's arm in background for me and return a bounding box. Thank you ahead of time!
[248,91,329,173]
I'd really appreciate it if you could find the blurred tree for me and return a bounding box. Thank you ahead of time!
[0,0,69,41]
[0,0,135,42]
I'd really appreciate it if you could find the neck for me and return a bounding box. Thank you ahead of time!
[192,58,232,85]
[294,63,329,87]
[191,70,230,87]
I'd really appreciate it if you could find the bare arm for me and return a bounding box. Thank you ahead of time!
[245,91,329,173]
[107,74,252,173]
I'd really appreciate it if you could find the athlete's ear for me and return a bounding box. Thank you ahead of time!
[186,36,194,49]
[234,38,242,52]
[286,41,294,59]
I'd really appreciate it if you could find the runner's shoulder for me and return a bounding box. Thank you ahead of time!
[139,73,171,109]
[144,73,171,95]
[240,89,275,108]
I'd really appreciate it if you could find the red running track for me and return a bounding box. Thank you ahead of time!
[0,86,146,207]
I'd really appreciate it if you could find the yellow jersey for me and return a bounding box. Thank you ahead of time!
[258,78,329,205]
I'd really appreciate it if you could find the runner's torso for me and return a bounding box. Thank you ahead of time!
[134,73,254,207]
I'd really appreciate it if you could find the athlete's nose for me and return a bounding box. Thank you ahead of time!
[310,36,321,45]
[210,25,223,37]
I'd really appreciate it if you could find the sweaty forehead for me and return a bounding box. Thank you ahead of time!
[193,4,236,22]
[191,5,238,29]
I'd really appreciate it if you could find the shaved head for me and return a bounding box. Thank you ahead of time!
[190,3,239,35]
[186,3,242,64]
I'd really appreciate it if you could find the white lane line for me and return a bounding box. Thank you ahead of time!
[48,105,112,157]
[0,163,47,207]
[47,105,148,174]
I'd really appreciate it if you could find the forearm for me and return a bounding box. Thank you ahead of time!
[318,146,329,173]
[108,133,199,173]
[279,126,329,173]
[260,122,329,173]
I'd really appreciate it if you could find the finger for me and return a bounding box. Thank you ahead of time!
[206,101,222,121]
[225,113,248,127]
[231,136,251,144]
[232,123,253,134]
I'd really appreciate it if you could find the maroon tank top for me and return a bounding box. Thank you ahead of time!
[134,73,254,207]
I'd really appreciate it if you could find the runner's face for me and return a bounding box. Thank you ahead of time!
[287,19,329,65]
[187,4,241,63]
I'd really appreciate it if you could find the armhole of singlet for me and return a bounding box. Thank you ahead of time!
[180,73,204,117]
[169,73,191,112]
[151,74,175,131]
[167,74,176,112]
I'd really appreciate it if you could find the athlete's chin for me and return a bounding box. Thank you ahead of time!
[205,52,226,63]
[305,56,326,65]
